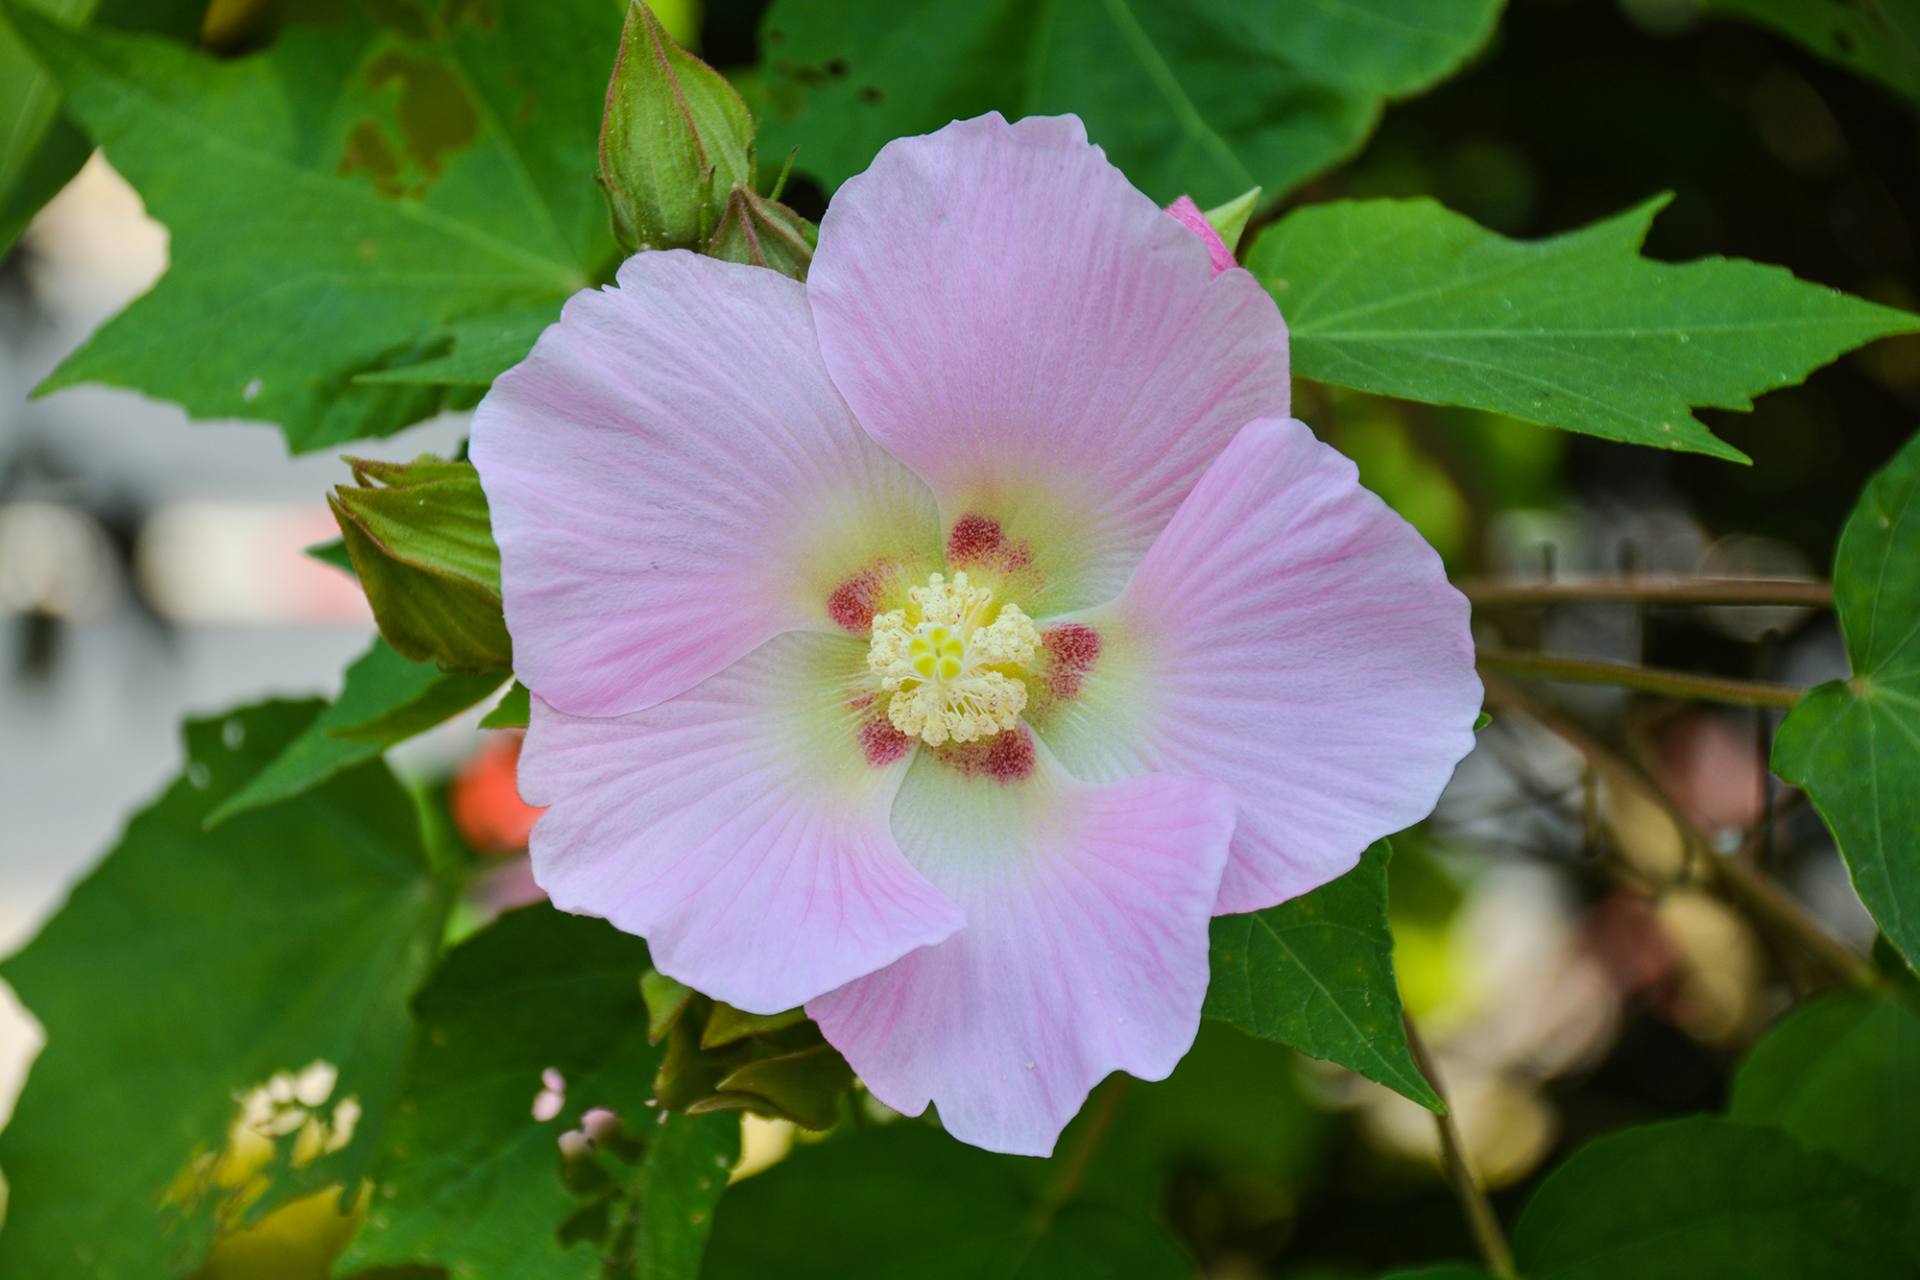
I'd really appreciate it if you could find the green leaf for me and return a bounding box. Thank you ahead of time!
[341,905,738,1280]
[330,455,511,673]
[1381,1268,1494,1280]
[0,700,450,1277]
[1512,1116,1910,1279]
[207,637,504,826]
[1250,196,1920,461]
[480,680,531,729]
[305,536,357,576]
[3,0,621,451]
[1773,430,1920,971]
[1730,990,1920,1195]
[752,0,1502,207]
[598,0,755,252]
[702,1125,1190,1278]
[0,0,201,251]
[1204,842,1441,1110]
[1705,0,1920,103]
[351,305,555,388]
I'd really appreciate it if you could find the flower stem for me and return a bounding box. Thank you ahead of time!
[1461,576,1832,609]
[1476,646,1806,709]
[1044,1074,1129,1214]
[1404,1015,1517,1280]
[1480,674,1876,989]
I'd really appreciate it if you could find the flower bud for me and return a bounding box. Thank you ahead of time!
[597,1,755,251]
[1204,186,1261,254]
[704,182,815,280]
[328,454,510,673]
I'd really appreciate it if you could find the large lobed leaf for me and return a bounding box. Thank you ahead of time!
[1250,196,1920,461]
[1204,843,1441,1111]
[1773,429,1920,972]
[0,0,202,251]
[751,0,1502,208]
[206,636,505,827]
[341,904,737,1280]
[702,1124,1189,1278]
[1390,997,1920,1280]
[0,701,451,1277]
[1,0,622,451]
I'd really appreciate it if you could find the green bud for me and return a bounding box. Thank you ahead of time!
[328,454,511,674]
[701,1001,807,1049]
[686,1044,854,1131]
[1203,186,1261,255]
[640,968,696,1044]
[597,1,756,252]
[703,182,815,279]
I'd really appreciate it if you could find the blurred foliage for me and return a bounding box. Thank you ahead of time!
[704,1124,1194,1278]
[0,0,202,250]
[1704,0,1920,102]
[0,702,450,1275]
[342,904,737,1280]
[1512,1116,1911,1276]
[1730,987,1920,1217]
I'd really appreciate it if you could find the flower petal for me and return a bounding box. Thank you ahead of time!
[807,113,1289,617]
[521,632,964,1014]
[473,251,942,718]
[1165,195,1237,275]
[808,733,1235,1155]
[1033,418,1481,914]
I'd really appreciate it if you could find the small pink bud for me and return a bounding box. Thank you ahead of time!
[1165,196,1238,276]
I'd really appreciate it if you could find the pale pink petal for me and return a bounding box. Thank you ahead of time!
[521,632,963,1014]
[472,251,942,719]
[1165,195,1237,275]
[807,113,1289,617]
[1032,418,1481,914]
[808,733,1236,1155]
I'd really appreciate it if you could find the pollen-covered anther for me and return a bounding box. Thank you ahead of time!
[867,571,1042,746]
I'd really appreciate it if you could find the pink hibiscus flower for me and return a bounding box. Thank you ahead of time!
[472,113,1480,1156]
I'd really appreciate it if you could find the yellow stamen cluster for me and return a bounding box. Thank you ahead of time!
[868,571,1040,746]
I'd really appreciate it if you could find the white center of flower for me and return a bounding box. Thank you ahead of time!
[867,571,1041,746]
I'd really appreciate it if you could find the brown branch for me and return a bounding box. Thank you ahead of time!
[1480,674,1876,989]
[1477,647,1807,710]
[1461,576,1832,609]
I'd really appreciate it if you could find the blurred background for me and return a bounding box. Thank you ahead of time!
[2,0,1915,1274]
